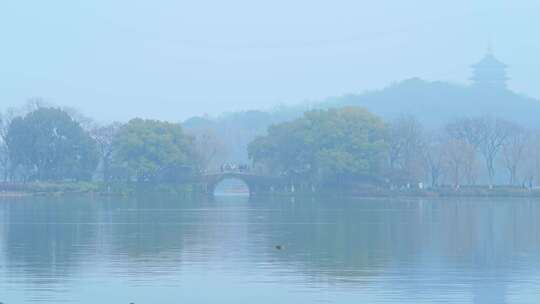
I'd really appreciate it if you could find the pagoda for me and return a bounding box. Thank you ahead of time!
[470,50,508,90]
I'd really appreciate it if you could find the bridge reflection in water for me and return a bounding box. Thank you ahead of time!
[212,176,250,196]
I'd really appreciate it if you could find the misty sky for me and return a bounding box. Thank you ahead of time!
[1,1,539,122]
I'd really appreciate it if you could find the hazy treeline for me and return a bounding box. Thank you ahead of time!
[249,107,540,189]
[2,99,539,191]
[0,101,201,184]
[182,105,309,167]
[389,114,540,188]
[183,79,540,167]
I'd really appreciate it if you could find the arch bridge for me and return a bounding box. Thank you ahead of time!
[199,171,287,196]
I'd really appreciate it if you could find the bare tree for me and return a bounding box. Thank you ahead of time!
[422,130,446,187]
[442,138,476,188]
[478,117,515,186]
[446,116,513,186]
[0,108,18,181]
[445,117,485,149]
[91,122,122,182]
[0,139,8,182]
[462,147,480,186]
[521,131,540,188]
[501,124,529,185]
[387,115,426,182]
[186,127,225,171]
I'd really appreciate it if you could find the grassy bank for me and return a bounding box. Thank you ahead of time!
[255,185,540,198]
[0,181,100,197]
[2,182,540,199]
[0,181,199,197]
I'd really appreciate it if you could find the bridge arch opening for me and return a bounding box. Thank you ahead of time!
[212,177,251,196]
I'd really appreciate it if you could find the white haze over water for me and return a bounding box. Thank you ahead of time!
[0,0,539,122]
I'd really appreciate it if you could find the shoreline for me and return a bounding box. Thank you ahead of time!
[2,181,540,199]
[256,186,540,199]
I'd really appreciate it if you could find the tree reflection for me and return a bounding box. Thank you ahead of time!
[1,196,540,302]
[246,197,540,302]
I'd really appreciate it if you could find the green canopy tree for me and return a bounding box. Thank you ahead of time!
[111,118,198,182]
[6,107,99,181]
[248,107,387,187]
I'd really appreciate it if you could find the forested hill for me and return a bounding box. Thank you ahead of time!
[182,78,540,164]
[324,78,540,127]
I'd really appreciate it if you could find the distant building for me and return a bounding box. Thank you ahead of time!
[470,50,508,90]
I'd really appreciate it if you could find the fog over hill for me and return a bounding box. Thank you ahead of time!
[326,51,540,126]
[327,78,540,127]
[183,51,540,163]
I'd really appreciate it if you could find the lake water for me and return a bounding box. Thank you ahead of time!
[1,195,540,303]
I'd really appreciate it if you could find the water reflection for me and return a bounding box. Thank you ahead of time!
[1,195,540,303]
